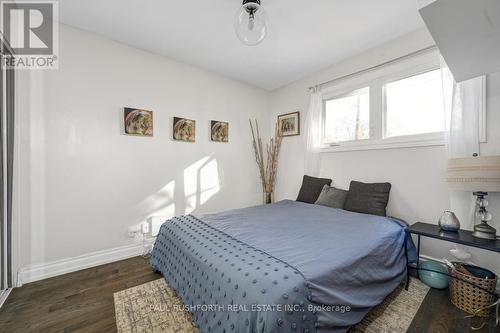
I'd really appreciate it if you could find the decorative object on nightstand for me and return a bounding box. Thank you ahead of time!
[438,211,460,232]
[447,155,500,240]
[472,191,495,239]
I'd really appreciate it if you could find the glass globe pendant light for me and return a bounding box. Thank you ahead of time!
[234,0,268,46]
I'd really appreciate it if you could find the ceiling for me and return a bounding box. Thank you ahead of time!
[59,0,425,91]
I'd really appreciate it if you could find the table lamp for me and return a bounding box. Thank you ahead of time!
[447,155,500,240]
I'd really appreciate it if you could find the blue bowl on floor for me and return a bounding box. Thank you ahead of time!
[418,260,449,289]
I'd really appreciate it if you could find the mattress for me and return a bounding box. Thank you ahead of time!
[150,200,415,332]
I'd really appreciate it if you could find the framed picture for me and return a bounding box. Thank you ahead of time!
[211,121,229,142]
[124,108,153,136]
[278,111,300,137]
[173,117,196,142]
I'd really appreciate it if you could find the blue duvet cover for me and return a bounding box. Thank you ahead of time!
[150,200,415,332]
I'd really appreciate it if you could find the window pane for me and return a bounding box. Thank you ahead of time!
[324,87,370,143]
[385,69,445,138]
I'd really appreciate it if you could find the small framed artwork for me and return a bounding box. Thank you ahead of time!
[124,108,154,136]
[173,117,196,142]
[211,121,229,142]
[278,111,300,137]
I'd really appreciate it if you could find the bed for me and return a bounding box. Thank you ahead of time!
[150,200,416,333]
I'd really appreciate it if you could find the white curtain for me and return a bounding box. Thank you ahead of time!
[442,61,485,229]
[304,88,323,176]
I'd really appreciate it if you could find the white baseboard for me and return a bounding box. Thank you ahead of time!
[419,254,446,263]
[18,239,155,285]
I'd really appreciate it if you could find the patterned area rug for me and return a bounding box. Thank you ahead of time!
[349,278,430,333]
[114,277,429,333]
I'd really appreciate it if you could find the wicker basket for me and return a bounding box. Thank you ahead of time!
[449,263,498,317]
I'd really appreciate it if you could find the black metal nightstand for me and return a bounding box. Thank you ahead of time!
[406,222,500,288]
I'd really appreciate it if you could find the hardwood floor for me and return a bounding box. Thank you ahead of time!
[0,256,160,333]
[0,256,497,333]
[408,288,499,333]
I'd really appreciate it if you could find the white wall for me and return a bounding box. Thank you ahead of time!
[15,25,500,283]
[17,25,270,272]
[269,29,500,274]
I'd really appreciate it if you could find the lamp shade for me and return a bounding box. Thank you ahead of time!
[447,156,500,192]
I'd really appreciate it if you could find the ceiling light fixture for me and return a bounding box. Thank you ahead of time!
[234,0,268,46]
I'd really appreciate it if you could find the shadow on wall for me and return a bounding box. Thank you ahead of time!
[135,154,222,235]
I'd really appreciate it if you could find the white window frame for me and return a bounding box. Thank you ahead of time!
[319,50,487,152]
[321,86,371,146]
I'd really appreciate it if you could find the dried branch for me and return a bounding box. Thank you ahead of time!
[249,119,283,195]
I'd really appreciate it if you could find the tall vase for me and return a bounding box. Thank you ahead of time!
[263,191,274,204]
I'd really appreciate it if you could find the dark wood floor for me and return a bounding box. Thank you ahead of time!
[0,256,161,333]
[408,288,499,333]
[0,256,498,333]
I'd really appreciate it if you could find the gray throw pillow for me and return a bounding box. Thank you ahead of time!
[296,175,332,204]
[344,181,391,216]
[315,185,348,209]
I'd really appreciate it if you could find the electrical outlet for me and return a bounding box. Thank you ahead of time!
[128,225,141,237]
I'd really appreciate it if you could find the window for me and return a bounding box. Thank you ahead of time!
[323,87,370,143]
[385,69,446,138]
[318,50,483,152]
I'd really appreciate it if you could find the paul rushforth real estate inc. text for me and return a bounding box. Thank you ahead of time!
[149,303,352,314]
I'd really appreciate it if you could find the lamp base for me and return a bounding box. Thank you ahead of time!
[472,222,497,240]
